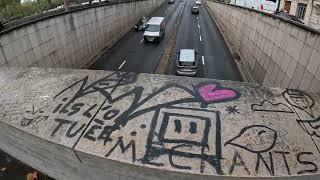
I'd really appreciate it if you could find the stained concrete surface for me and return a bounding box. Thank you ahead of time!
[1,67,320,179]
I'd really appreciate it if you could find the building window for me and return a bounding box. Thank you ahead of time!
[296,3,307,19]
[266,0,277,3]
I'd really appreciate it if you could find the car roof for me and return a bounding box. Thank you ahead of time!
[179,49,195,62]
[274,12,303,23]
[147,17,164,25]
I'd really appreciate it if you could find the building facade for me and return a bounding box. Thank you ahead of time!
[280,0,320,30]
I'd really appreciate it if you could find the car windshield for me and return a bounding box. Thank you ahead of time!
[146,24,160,32]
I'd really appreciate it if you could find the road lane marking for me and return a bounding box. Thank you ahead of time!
[202,56,205,65]
[118,60,126,70]
[198,23,200,29]
[140,38,144,43]
[199,35,202,42]
[155,0,186,74]
[197,17,199,20]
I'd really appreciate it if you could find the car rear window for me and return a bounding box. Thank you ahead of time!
[179,61,195,66]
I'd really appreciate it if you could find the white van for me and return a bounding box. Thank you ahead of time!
[229,0,278,13]
[143,17,165,43]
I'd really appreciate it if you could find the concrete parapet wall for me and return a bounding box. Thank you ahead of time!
[206,0,320,93]
[0,0,165,69]
[1,67,320,179]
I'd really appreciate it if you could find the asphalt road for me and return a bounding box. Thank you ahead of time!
[91,0,243,81]
[91,0,184,73]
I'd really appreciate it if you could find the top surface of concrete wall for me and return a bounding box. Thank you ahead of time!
[1,67,320,178]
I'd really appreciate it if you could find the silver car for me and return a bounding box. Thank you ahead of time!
[176,49,197,76]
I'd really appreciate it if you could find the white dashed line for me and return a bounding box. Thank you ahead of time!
[202,56,205,65]
[140,38,144,43]
[118,60,126,70]
[197,17,199,20]
[197,18,201,40]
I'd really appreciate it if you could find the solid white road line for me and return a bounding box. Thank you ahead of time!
[118,60,126,70]
[199,35,202,42]
[202,56,205,65]
[140,38,144,43]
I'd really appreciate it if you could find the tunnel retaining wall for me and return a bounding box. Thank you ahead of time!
[0,0,165,69]
[206,0,320,93]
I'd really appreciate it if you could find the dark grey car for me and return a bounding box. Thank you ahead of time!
[274,11,304,24]
[192,6,199,14]
[134,17,149,31]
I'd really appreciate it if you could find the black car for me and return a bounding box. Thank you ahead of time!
[274,11,304,24]
[134,17,149,31]
[192,6,199,14]
[0,21,4,32]
[168,0,174,4]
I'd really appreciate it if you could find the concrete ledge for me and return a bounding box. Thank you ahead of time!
[1,67,320,179]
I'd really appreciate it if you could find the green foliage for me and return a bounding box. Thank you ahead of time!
[0,0,65,22]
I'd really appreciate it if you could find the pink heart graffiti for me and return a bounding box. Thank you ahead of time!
[198,83,239,103]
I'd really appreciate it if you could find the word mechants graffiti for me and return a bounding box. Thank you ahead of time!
[16,71,320,177]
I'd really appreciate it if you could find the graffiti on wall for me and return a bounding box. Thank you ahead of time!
[282,89,320,153]
[16,72,320,176]
[21,105,49,126]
